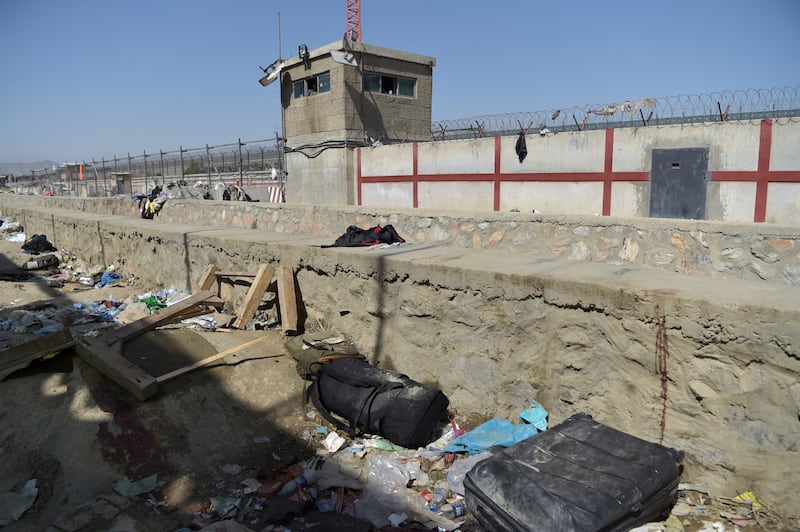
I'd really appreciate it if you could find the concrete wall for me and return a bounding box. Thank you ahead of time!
[2,200,798,517]
[280,40,435,211]
[357,119,800,225]
[286,148,354,206]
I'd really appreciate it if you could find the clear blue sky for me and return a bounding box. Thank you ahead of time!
[1,0,798,164]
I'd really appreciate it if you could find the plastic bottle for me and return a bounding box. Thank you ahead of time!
[429,488,448,511]
[436,500,467,519]
[277,467,319,497]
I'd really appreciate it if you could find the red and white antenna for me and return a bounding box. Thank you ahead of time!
[345,0,361,42]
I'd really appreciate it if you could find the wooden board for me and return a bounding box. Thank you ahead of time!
[0,329,75,380]
[276,265,299,334]
[197,264,221,292]
[155,335,274,383]
[215,271,257,278]
[232,265,274,329]
[105,290,215,346]
[75,335,158,400]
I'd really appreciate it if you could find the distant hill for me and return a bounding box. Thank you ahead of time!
[0,161,58,178]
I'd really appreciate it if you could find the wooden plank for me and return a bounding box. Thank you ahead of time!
[155,335,274,384]
[232,265,274,329]
[197,264,221,292]
[75,336,158,400]
[215,271,258,278]
[105,290,215,346]
[276,265,299,334]
[0,329,75,380]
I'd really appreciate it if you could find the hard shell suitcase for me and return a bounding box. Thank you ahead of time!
[310,358,450,449]
[464,412,682,532]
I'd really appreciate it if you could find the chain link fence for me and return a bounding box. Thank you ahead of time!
[431,86,800,140]
[14,138,284,197]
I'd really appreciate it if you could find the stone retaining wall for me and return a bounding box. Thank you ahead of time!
[3,195,799,285]
[2,198,800,516]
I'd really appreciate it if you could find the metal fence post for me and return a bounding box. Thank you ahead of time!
[206,144,211,187]
[143,150,148,193]
[101,157,107,196]
[238,138,244,184]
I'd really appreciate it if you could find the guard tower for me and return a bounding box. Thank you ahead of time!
[271,40,435,205]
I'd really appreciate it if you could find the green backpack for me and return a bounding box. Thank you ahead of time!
[284,331,364,380]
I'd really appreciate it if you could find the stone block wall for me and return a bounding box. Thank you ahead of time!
[1,200,799,516]
[4,195,799,285]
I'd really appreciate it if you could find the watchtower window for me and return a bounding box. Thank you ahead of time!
[292,72,331,99]
[363,73,416,98]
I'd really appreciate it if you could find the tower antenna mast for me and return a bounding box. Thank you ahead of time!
[345,0,361,42]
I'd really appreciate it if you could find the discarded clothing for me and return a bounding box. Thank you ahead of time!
[137,188,168,219]
[515,132,527,163]
[21,234,56,254]
[96,271,123,288]
[443,418,540,454]
[323,225,406,248]
[0,479,38,526]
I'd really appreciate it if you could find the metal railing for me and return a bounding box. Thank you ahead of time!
[430,86,800,140]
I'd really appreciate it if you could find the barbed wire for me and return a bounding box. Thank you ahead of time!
[431,86,800,140]
[8,86,799,179]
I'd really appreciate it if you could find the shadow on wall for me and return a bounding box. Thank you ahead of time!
[347,81,388,145]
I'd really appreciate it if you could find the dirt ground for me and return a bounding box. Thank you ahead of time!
[0,227,796,532]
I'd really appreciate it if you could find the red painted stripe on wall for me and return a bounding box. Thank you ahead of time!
[602,128,614,216]
[356,147,362,206]
[494,136,501,211]
[754,119,772,223]
[413,143,419,208]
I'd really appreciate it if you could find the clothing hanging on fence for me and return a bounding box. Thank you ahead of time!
[515,132,528,163]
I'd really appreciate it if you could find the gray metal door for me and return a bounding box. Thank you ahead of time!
[650,148,708,219]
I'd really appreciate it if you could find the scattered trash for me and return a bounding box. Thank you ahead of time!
[0,222,22,234]
[443,417,541,454]
[222,464,242,476]
[114,474,158,497]
[182,315,219,330]
[96,270,123,288]
[0,479,38,526]
[22,253,60,271]
[4,232,26,243]
[322,431,346,453]
[733,490,762,508]
[519,399,549,431]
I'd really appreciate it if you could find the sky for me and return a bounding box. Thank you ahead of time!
[1,0,798,164]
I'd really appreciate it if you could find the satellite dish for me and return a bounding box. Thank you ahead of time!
[331,50,358,67]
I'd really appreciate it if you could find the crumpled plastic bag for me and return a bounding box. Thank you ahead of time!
[444,418,540,454]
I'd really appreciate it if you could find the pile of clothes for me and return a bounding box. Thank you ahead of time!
[133,186,168,219]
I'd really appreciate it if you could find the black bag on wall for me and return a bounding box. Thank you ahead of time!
[309,358,449,449]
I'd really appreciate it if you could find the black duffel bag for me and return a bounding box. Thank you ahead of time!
[309,358,450,449]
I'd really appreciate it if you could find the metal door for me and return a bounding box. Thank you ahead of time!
[649,148,708,219]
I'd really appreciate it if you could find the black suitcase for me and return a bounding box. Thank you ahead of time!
[464,413,682,532]
[310,358,450,449]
